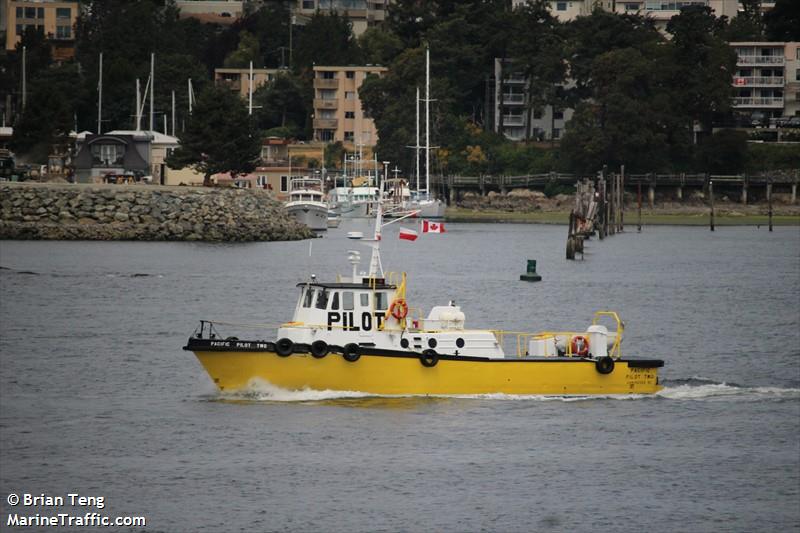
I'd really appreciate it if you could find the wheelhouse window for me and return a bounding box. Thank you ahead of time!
[360,293,369,307]
[343,292,354,310]
[331,292,340,310]
[316,288,329,309]
[303,288,315,308]
[375,292,388,311]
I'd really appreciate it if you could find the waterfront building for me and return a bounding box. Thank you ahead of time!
[214,67,287,100]
[492,58,573,142]
[73,130,179,184]
[731,41,800,124]
[4,0,79,61]
[312,65,386,148]
[293,0,390,36]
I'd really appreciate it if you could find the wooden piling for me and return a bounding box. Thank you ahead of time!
[709,180,715,232]
[619,166,624,232]
[768,182,773,232]
[637,181,642,233]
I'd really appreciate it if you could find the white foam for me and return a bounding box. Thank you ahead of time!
[658,383,800,401]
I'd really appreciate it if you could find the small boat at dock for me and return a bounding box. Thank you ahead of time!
[285,177,328,231]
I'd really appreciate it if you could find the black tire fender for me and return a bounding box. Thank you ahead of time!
[276,338,293,357]
[595,356,615,375]
[310,340,329,358]
[420,349,439,368]
[343,343,360,362]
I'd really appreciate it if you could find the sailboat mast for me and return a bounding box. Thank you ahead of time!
[136,79,141,130]
[425,46,430,196]
[416,86,420,193]
[149,53,154,131]
[97,52,103,134]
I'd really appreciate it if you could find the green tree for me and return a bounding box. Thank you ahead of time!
[666,6,737,134]
[253,73,309,139]
[764,0,800,41]
[695,129,748,174]
[224,31,262,68]
[560,48,671,173]
[292,12,361,74]
[358,27,404,66]
[11,64,85,160]
[723,0,765,41]
[167,85,260,185]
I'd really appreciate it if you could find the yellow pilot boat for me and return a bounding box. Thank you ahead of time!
[184,195,664,396]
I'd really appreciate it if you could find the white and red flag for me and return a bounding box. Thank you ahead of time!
[422,220,445,233]
[398,228,419,241]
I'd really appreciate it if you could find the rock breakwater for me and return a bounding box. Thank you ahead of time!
[0,183,314,241]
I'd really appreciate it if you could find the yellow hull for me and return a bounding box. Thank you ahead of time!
[192,350,662,396]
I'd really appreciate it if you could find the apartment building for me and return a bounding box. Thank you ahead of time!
[5,0,79,60]
[294,0,389,36]
[731,41,800,123]
[312,65,386,147]
[492,59,573,142]
[175,1,243,25]
[214,67,287,100]
[513,0,752,27]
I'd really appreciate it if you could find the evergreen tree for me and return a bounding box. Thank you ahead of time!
[167,85,260,185]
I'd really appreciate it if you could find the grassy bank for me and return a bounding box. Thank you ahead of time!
[445,207,800,226]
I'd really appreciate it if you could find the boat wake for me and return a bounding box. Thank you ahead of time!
[207,376,800,404]
[657,376,800,402]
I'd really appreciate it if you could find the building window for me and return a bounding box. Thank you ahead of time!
[321,71,335,79]
[346,71,355,79]
[25,7,36,18]
[345,111,355,118]
[16,7,23,18]
[553,109,564,120]
[319,89,336,100]
[345,91,355,100]
[280,175,289,192]
[303,0,315,8]
[533,108,543,119]
[319,109,335,119]
[91,143,124,166]
[319,130,335,141]
[344,131,354,141]
[624,3,639,10]
[56,7,71,19]
[37,7,44,18]
[556,2,567,10]
[56,26,71,39]
[796,68,800,81]
[552,128,561,139]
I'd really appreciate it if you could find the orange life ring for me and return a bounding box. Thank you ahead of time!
[390,299,408,320]
[571,335,590,357]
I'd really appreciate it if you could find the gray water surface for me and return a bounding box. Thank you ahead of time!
[1,222,798,532]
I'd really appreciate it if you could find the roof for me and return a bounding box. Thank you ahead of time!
[296,281,396,290]
[107,130,179,145]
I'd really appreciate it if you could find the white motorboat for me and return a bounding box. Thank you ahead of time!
[285,177,328,231]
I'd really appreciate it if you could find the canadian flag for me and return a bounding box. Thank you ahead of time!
[399,228,418,241]
[422,220,445,233]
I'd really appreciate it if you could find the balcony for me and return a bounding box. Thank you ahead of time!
[504,75,526,84]
[501,93,526,104]
[314,78,339,89]
[733,97,785,108]
[733,76,785,87]
[313,118,338,129]
[216,79,241,92]
[314,99,338,110]
[736,55,785,66]
[502,115,525,126]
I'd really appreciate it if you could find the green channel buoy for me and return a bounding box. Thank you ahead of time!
[520,259,542,282]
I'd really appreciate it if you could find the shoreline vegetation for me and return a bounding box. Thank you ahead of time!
[446,190,800,225]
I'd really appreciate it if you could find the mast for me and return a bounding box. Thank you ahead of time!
[248,61,254,115]
[22,46,27,111]
[425,45,430,197]
[149,53,154,131]
[97,52,102,133]
[171,90,176,136]
[416,86,420,193]
[135,79,141,130]
[188,78,193,114]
